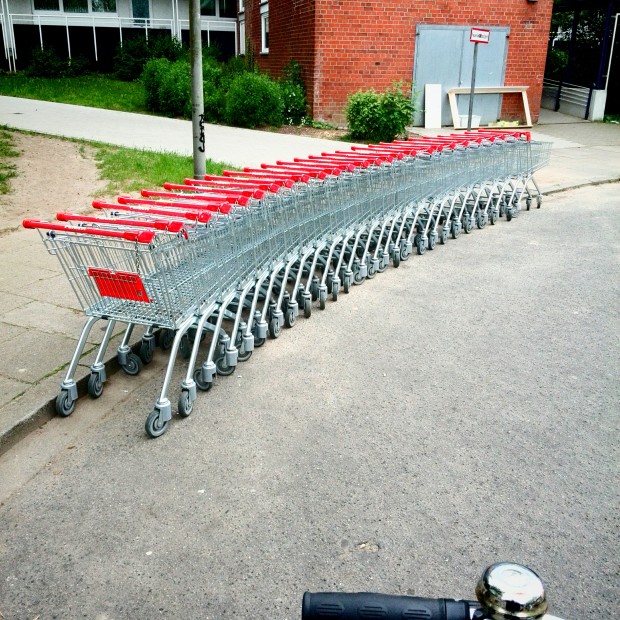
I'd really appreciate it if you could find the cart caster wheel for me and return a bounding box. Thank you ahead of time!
[269,317,281,339]
[506,208,513,222]
[311,279,319,301]
[178,391,193,417]
[145,410,169,438]
[253,335,266,348]
[367,263,377,278]
[122,352,142,377]
[159,328,174,351]
[489,211,498,225]
[400,242,411,261]
[526,197,532,211]
[537,196,542,208]
[235,332,252,363]
[332,282,339,302]
[440,229,448,245]
[193,368,213,392]
[139,340,153,364]
[451,223,460,239]
[56,390,76,417]
[179,334,191,360]
[87,373,104,399]
[215,355,235,377]
[415,236,426,255]
[428,235,436,250]
[319,296,326,310]
[463,216,473,234]
[285,308,296,328]
[303,298,312,319]
[393,249,401,267]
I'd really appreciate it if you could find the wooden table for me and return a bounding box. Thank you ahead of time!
[447,86,532,129]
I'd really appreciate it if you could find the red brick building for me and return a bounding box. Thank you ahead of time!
[240,0,554,126]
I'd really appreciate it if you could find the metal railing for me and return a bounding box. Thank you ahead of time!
[542,78,594,120]
[0,11,237,69]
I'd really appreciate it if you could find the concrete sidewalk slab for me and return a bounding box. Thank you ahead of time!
[0,96,618,454]
[0,96,357,169]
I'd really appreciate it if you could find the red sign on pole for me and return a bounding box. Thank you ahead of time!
[470,28,490,44]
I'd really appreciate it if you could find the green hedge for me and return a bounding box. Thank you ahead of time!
[346,83,414,143]
[224,72,284,128]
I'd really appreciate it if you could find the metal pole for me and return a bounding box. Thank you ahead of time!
[189,0,206,179]
[605,14,619,92]
[467,42,479,130]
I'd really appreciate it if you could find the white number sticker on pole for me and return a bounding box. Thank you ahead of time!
[470,28,490,44]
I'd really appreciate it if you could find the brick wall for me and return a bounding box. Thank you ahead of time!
[242,0,316,112]
[243,0,554,126]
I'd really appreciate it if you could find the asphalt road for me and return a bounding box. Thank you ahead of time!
[0,184,618,620]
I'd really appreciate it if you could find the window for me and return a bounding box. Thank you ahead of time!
[219,0,237,18]
[260,2,269,53]
[92,0,116,11]
[33,0,60,9]
[33,0,116,11]
[201,0,236,18]
[64,0,88,11]
[200,0,216,16]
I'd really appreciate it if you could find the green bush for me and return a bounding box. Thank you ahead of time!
[346,83,414,143]
[224,72,283,128]
[114,35,184,81]
[150,35,185,63]
[158,60,191,118]
[203,57,225,123]
[26,47,66,78]
[143,58,191,118]
[279,81,306,125]
[65,54,92,77]
[114,37,152,81]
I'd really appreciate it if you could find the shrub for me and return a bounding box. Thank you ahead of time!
[203,57,225,123]
[114,35,184,81]
[26,47,66,78]
[224,72,283,128]
[150,35,186,63]
[279,81,306,125]
[114,36,151,81]
[157,59,191,118]
[143,58,169,111]
[143,58,191,118]
[346,82,414,143]
[65,54,92,77]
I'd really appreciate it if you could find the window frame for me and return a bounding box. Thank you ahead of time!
[238,16,246,55]
[32,0,118,14]
[260,2,269,54]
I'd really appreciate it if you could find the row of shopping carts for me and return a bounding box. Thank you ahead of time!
[23,130,551,437]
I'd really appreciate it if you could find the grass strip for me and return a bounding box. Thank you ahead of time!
[0,74,146,114]
[93,143,232,195]
[0,129,18,194]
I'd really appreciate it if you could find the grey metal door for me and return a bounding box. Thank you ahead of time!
[413,25,509,126]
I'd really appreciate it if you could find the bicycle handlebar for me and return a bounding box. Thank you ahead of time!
[302,592,473,620]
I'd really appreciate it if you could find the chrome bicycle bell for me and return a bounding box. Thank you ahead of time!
[475,562,548,619]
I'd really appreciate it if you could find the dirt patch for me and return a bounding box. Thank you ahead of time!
[270,125,352,142]
[0,132,106,232]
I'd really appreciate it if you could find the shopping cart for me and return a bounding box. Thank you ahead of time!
[22,130,551,437]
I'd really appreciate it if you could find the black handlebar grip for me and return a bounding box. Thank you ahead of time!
[302,592,471,620]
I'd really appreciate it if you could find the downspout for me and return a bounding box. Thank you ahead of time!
[596,1,614,89]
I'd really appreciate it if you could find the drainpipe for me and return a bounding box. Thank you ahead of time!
[596,1,614,89]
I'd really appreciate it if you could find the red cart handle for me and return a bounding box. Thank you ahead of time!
[22,219,156,244]
[57,212,186,233]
